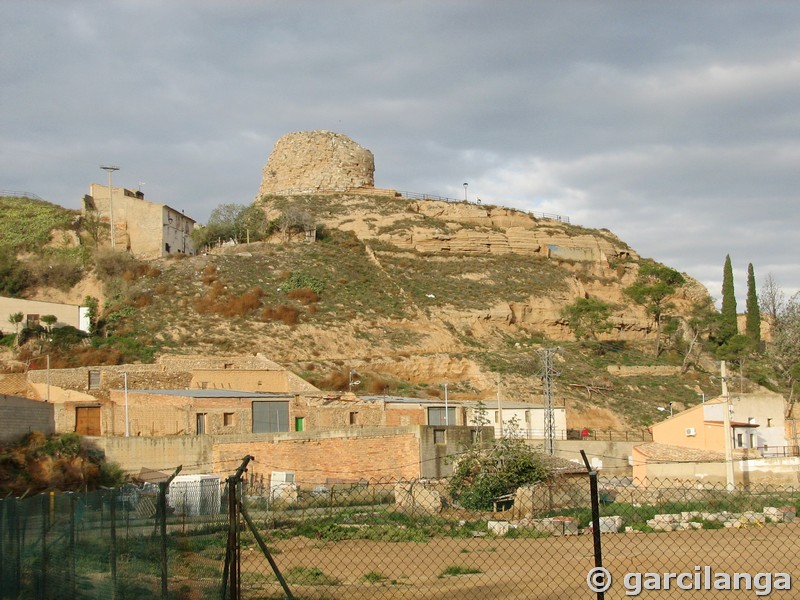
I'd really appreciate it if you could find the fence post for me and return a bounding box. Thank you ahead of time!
[41,493,48,600]
[158,482,168,600]
[110,489,117,600]
[70,494,76,600]
[159,466,183,600]
[581,450,605,600]
[9,497,20,599]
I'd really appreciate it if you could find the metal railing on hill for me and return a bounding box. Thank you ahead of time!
[396,190,570,223]
[0,190,45,201]
[264,187,571,224]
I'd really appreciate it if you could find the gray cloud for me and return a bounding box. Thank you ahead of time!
[2,0,798,303]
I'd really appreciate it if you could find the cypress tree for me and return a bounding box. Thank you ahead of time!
[720,254,738,342]
[745,262,761,344]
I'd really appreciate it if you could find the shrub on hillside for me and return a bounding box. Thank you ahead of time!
[0,250,30,296]
[260,304,300,326]
[22,256,83,291]
[287,287,320,304]
[94,250,145,280]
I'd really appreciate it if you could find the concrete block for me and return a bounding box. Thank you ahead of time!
[488,520,510,535]
[550,516,579,536]
[598,515,623,533]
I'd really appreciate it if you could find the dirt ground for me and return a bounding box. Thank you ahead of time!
[241,524,800,599]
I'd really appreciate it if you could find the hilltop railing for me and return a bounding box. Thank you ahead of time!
[262,187,570,224]
[0,190,45,201]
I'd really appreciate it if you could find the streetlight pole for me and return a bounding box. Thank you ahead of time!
[443,383,449,425]
[463,182,468,202]
[721,361,735,491]
[100,165,120,250]
[123,372,129,437]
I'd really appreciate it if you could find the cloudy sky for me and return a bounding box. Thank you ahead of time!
[2,1,798,305]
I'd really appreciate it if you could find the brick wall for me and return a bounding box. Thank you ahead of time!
[93,426,488,485]
[212,428,422,486]
[0,394,55,443]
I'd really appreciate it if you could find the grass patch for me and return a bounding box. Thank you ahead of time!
[285,566,340,586]
[362,571,388,583]
[439,565,482,577]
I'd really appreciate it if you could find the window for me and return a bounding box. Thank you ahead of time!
[294,417,304,432]
[427,407,456,426]
[433,429,446,445]
[88,370,101,390]
[767,418,773,427]
[223,413,235,427]
[736,433,744,448]
[196,413,207,435]
[749,433,756,448]
[349,411,358,425]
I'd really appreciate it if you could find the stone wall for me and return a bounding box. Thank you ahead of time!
[0,394,55,443]
[258,131,375,196]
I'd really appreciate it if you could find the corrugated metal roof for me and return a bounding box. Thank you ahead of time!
[358,395,545,409]
[124,389,290,399]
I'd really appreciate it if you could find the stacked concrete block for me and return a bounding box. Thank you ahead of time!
[764,506,796,523]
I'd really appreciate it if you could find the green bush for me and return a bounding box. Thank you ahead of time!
[0,249,30,296]
[284,271,324,294]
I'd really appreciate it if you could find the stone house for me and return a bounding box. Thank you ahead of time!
[23,354,320,435]
[632,393,799,486]
[647,394,788,454]
[463,400,568,440]
[83,184,196,258]
[0,296,91,333]
[106,389,295,437]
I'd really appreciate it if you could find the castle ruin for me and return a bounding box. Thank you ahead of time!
[258,130,375,196]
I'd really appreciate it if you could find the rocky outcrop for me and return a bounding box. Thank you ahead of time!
[258,131,375,196]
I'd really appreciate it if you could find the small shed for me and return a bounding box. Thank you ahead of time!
[167,474,222,516]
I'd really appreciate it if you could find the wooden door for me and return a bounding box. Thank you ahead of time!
[75,407,101,436]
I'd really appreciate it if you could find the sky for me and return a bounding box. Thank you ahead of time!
[2,1,798,306]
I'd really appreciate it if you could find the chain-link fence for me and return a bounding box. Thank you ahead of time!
[4,461,800,599]
[0,477,226,599]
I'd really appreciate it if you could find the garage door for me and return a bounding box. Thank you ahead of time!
[252,401,289,433]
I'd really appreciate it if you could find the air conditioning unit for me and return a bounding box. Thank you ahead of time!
[685,427,697,437]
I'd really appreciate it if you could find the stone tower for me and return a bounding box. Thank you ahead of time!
[258,130,375,196]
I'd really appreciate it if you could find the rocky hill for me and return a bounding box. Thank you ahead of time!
[5,188,724,430]
[1,131,734,430]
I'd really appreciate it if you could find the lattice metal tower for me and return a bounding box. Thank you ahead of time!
[538,348,561,455]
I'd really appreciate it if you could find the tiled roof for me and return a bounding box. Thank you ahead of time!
[634,442,748,462]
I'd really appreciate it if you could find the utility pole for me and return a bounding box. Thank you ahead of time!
[721,361,735,491]
[538,348,561,455]
[496,373,503,438]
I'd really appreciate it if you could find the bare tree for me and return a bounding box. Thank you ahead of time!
[278,207,316,242]
[759,273,785,330]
